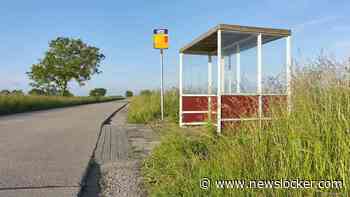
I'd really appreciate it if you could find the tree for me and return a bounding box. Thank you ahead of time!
[0,90,10,95]
[62,90,74,97]
[28,88,46,96]
[11,90,24,95]
[89,88,107,97]
[27,37,105,96]
[125,90,133,97]
[140,89,152,96]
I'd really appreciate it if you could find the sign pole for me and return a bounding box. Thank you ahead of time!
[153,28,168,121]
[160,49,164,120]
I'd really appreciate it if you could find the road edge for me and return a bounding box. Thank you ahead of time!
[77,101,129,197]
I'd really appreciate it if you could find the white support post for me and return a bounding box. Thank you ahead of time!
[208,55,212,120]
[228,55,232,93]
[257,34,262,120]
[217,30,222,133]
[236,44,241,93]
[179,53,184,127]
[286,36,292,112]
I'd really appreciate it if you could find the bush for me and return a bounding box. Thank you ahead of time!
[62,90,74,97]
[125,90,133,97]
[89,88,107,97]
[11,90,24,95]
[28,88,46,96]
[140,89,152,96]
[0,90,10,95]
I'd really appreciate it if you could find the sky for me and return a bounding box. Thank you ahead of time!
[0,0,350,96]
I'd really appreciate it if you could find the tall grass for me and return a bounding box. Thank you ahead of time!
[0,95,123,115]
[139,57,350,196]
[127,88,179,123]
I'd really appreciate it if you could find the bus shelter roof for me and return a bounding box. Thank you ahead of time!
[179,24,291,55]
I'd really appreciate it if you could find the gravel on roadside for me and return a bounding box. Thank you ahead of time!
[96,107,159,197]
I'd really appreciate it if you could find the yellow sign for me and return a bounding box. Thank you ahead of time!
[153,29,169,49]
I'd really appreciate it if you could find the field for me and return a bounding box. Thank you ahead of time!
[0,95,123,115]
[128,58,350,196]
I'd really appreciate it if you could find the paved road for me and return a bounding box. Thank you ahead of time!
[0,100,127,197]
[83,106,159,197]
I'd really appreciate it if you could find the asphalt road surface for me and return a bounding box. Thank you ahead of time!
[0,100,127,197]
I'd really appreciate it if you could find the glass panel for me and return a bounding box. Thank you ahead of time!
[262,36,286,94]
[182,54,217,94]
[221,31,257,94]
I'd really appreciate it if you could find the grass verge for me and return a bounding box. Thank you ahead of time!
[0,95,124,115]
[128,58,350,196]
[127,89,179,123]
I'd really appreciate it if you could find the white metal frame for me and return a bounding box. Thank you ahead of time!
[179,53,183,127]
[286,36,292,112]
[182,94,215,97]
[217,30,222,133]
[208,55,212,120]
[222,93,287,96]
[257,34,263,121]
[179,30,292,132]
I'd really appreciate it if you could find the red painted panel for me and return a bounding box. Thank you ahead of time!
[181,95,286,124]
[182,96,208,111]
[262,95,287,117]
[221,95,259,119]
[182,113,207,123]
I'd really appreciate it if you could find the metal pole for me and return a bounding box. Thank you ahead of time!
[179,53,183,127]
[160,49,164,120]
[208,55,212,121]
[257,34,262,124]
[217,30,222,133]
[286,36,292,113]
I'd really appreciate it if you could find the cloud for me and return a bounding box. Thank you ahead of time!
[294,16,339,33]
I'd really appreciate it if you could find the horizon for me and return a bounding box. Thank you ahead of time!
[1,0,350,96]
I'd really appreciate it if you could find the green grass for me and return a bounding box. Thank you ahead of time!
[0,95,123,115]
[127,89,179,123]
[142,86,350,196]
[129,59,350,196]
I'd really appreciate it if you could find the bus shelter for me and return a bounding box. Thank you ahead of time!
[179,24,292,133]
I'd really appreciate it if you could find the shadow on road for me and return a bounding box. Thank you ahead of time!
[78,160,101,197]
[78,103,128,197]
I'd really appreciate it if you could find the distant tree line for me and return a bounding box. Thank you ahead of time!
[0,88,111,97]
[0,89,25,95]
